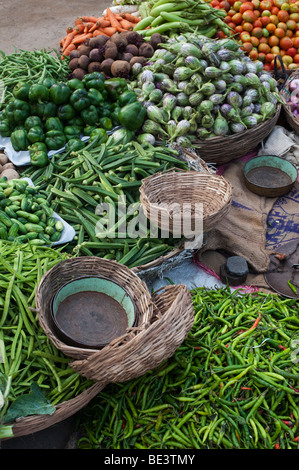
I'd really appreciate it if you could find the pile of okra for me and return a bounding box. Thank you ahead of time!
[76,287,299,450]
[22,136,189,268]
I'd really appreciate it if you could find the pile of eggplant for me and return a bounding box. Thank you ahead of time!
[130,34,281,147]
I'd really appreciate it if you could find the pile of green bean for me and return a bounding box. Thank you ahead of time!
[0,241,93,437]
[76,287,299,449]
[23,136,189,267]
[0,49,70,110]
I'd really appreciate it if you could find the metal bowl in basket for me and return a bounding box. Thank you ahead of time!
[51,276,137,349]
[139,170,232,236]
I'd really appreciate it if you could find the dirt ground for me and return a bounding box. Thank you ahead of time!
[0,0,109,54]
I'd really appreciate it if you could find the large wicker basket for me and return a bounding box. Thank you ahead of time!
[279,69,299,134]
[139,170,232,235]
[7,381,106,439]
[69,284,194,383]
[193,105,281,166]
[35,257,154,360]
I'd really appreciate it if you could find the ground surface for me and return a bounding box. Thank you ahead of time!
[0,0,108,54]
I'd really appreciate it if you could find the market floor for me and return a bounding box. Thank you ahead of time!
[0,0,108,54]
[0,0,109,449]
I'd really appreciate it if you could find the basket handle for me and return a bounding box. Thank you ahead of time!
[273,55,288,91]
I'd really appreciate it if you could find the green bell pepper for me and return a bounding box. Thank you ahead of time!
[32,101,57,119]
[57,104,76,121]
[83,125,97,136]
[104,78,128,101]
[12,82,30,101]
[81,105,99,126]
[64,126,82,141]
[0,119,11,137]
[111,105,121,126]
[65,138,85,152]
[30,151,49,167]
[49,83,71,105]
[68,78,85,91]
[98,103,113,118]
[68,116,84,128]
[45,117,64,132]
[43,77,56,89]
[28,84,49,102]
[10,129,29,152]
[29,142,47,154]
[27,126,44,144]
[118,91,137,107]
[12,99,31,124]
[82,72,105,91]
[118,102,146,131]
[87,88,104,107]
[45,130,66,150]
[98,117,113,130]
[24,115,42,131]
[70,89,90,112]
[89,128,108,143]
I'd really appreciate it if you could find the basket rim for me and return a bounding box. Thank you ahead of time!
[191,104,281,145]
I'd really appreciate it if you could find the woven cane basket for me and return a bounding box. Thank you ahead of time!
[193,104,281,166]
[68,284,194,382]
[139,171,232,234]
[279,70,299,134]
[7,381,106,439]
[35,257,154,360]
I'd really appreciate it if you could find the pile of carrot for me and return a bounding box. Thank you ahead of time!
[60,8,141,59]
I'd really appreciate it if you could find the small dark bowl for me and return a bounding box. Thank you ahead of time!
[50,276,136,349]
[244,155,298,197]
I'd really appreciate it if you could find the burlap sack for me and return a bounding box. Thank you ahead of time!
[198,156,278,273]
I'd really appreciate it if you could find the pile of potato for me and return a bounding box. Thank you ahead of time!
[0,153,20,180]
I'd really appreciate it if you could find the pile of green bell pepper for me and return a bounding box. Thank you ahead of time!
[0,72,147,167]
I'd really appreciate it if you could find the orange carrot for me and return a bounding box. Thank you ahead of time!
[71,33,92,45]
[100,26,117,36]
[62,43,76,58]
[75,18,84,26]
[80,16,98,23]
[62,31,75,52]
[89,19,110,33]
[84,25,88,33]
[105,8,123,32]
[119,19,134,30]
[66,26,73,34]
[124,13,140,23]
[92,29,109,37]
[74,24,85,34]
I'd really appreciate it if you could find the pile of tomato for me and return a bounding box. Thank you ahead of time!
[211,0,299,70]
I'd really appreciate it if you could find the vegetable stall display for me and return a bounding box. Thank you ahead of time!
[76,287,299,450]
[131,34,281,146]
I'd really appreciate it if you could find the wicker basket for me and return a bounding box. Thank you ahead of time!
[193,105,281,166]
[8,381,106,439]
[139,171,232,235]
[280,69,299,134]
[35,257,154,360]
[69,284,194,382]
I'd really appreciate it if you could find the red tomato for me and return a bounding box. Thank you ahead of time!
[240,30,252,41]
[235,24,244,32]
[232,12,243,23]
[293,36,299,47]
[252,0,261,8]
[269,34,280,45]
[252,26,264,37]
[287,19,297,29]
[264,63,272,70]
[243,21,254,30]
[240,1,254,13]
[211,0,220,6]
[287,46,297,55]
[220,0,231,10]
[249,49,259,59]
[278,9,290,21]
[242,10,258,21]
[241,41,254,52]
[260,15,271,25]
[262,9,272,15]
[253,19,263,27]
[277,21,288,31]
[258,42,271,52]
[280,36,294,48]
[258,51,267,61]
[271,45,281,53]
[260,0,274,9]
[271,6,280,14]
[251,35,260,46]
[293,53,299,61]
[275,26,288,37]
[233,1,243,10]
[266,52,275,61]
[269,14,279,23]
